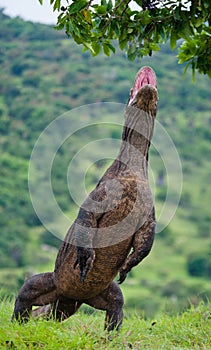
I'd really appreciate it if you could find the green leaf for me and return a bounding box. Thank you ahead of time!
[149,43,160,51]
[127,42,137,60]
[83,42,95,54]
[170,30,178,50]
[53,0,61,12]
[179,22,193,40]
[95,5,107,15]
[72,33,83,44]
[106,42,115,53]
[111,19,120,36]
[128,52,137,61]
[207,70,211,79]
[127,28,133,34]
[156,24,166,42]
[107,0,113,12]
[194,17,204,28]
[192,60,196,82]
[134,0,142,6]
[91,42,101,56]
[182,62,191,78]
[98,18,107,31]
[82,9,92,24]
[119,38,128,50]
[103,42,111,56]
[68,0,88,15]
[38,0,43,4]
[174,6,181,20]
[55,15,66,30]
[141,10,151,26]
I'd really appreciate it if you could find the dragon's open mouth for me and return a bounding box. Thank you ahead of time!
[128,66,157,105]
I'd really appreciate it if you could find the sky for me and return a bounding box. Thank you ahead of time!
[0,0,61,24]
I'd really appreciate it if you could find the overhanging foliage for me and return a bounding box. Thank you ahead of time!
[38,0,211,78]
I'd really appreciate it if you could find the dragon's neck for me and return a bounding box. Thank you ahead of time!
[117,106,154,176]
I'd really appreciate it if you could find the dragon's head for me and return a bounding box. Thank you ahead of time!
[128,66,158,117]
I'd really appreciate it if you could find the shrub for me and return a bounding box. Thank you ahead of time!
[187,251,211,278]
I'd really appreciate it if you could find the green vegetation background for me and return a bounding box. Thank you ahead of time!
[0,9,211,320]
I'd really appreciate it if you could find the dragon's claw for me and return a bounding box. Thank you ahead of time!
[74,247,95,283]
[118,268,128,284]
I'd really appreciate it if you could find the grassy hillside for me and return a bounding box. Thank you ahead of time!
[0,301,210,349]
[0,9,211,317]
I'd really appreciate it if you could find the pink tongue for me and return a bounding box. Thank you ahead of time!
[142,77,149,85]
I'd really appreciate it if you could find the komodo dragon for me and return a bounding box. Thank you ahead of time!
[13,66,158,331]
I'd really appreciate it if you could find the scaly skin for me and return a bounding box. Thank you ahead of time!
[13,67,158,331]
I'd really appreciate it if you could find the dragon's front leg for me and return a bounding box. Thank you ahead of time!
[73,208,98,282]
[118,210,156,284]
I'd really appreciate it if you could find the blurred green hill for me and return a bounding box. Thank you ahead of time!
[0,9,210,317]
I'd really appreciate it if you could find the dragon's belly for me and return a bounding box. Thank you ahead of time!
[54,238,132,300]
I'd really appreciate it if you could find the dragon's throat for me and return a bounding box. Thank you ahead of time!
[128,66,157,105]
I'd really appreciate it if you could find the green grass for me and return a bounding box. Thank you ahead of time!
[0,301,210,349]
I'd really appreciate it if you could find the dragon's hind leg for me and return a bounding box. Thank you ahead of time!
[85,281,124,331]
[32,298,82,321]
[12,272,57,322]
